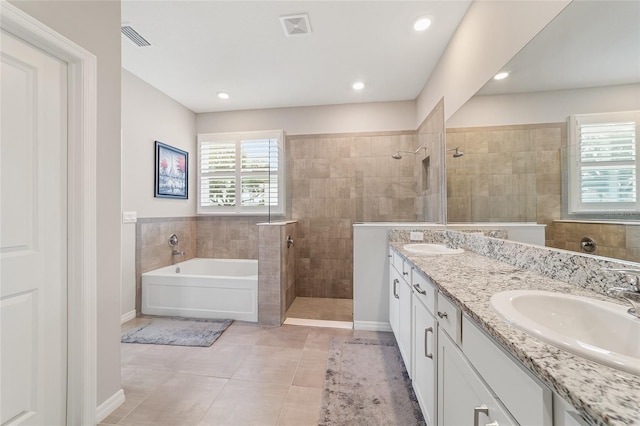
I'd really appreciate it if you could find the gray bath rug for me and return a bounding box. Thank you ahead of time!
[319,337,425,426]
[121,317,233,347]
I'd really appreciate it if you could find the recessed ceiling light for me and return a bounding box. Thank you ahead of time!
[413,17,432,32]
[352,82,365,90]
[217,91,230,100]
[494,72,510,80]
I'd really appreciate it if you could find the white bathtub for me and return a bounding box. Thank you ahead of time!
[141,258,258,322]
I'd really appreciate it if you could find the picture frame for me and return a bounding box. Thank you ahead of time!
[154,141,188,199]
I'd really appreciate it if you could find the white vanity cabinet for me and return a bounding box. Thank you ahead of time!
[412,270,437,425]
[438,328,517,426]
[389,265,400,336]
[389,250,413,376]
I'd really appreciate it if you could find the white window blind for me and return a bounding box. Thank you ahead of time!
[568,112,640,214]
[197,131,284,214]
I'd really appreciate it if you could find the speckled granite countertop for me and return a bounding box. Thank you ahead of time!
[389,242,640,426]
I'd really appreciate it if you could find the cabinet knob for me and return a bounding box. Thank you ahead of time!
[437,311,448,319]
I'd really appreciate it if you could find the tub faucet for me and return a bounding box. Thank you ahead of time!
[172,249,185,256]
[602,268,640,318]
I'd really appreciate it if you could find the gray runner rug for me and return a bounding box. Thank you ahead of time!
[319,337,425,426]
[121,317,232,347]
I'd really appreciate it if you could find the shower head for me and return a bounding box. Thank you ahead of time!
[390,146,427,160]
[448,147,464,158]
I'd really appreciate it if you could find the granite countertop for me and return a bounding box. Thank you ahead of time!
[389,242,640,426]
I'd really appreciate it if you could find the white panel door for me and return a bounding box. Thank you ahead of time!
[1,30,68,425]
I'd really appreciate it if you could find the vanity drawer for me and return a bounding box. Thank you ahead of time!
[392,251,411,280]
[462,315,552,426]
[411,270,436,315]
[436,292,461,345]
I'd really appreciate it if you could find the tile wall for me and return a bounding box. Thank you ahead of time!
[135,216,262,314]
[135,217,197,313]
[257,221,297,326]
[550,221,640,263]
[446,122,564,245]
[196,216,262,259]
[287,131,418,299]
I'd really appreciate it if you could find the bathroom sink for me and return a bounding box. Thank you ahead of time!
[403,243,464,255]
[490,290,640,375]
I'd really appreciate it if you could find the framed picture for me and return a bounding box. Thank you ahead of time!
[154,141,188,199]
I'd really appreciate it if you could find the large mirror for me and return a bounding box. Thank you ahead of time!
[445,0,640,262]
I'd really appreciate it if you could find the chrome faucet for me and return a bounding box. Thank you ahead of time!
[171,249,185,256]
[602,268,640,318]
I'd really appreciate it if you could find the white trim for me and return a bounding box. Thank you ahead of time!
[283,317,353,329]
[121,310,137,324]
[1,2,98,425]
[95,389,125,424]
[353,321,393,332]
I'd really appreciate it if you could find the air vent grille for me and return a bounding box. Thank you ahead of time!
[121,25,151,47]
[280,14,311,37]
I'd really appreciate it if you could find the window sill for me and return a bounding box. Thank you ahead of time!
[555,219,640,226]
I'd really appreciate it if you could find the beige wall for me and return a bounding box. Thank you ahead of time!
[196,101,416,136]
[446,123,564,245]
[447,84,640,128]
[288,131,417,299]
[121,69,197,317]
[10,0,123,406]
[416,0,570,126]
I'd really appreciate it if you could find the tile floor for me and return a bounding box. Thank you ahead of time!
[103,318,392,426]
[285,297,353,322]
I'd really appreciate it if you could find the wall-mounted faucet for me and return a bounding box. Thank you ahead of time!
[172,249,185,256]
[602,268,640,318]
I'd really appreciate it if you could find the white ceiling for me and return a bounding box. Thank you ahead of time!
[478,0,640,96]
[121,1,471,113]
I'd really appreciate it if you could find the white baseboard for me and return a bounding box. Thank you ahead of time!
[96,388,125,423]
[121,310,136,324]
[353,321,392,332]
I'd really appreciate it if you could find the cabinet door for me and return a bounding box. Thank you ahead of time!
[389,266,400,337]
[413,298,437,425]
[398,277,413,376]
[438,330,517,426]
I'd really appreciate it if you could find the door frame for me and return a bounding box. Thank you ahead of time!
[1,1,98,424]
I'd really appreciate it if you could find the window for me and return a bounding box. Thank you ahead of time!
[197,130,284,215]
[568,111,640,215]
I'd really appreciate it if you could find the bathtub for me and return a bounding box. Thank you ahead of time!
[141,258,258,322]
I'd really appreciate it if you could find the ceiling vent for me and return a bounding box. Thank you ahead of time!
[280,14,312,37]
[121,24,151,47]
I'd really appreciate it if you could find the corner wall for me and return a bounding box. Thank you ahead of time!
[10,0,123,408]
[416,98,445,222]
[121,69,196,318]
